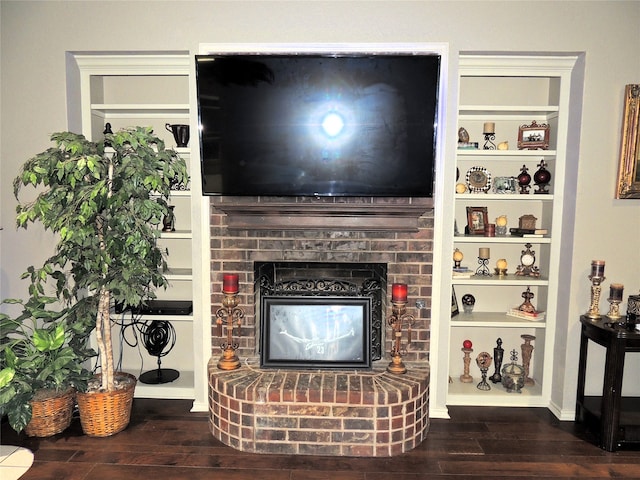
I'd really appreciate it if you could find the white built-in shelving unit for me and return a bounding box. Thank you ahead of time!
[69,52,209,411]
[435,54,578,413]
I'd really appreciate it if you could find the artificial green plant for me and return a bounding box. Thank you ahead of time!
[12,127,189,393]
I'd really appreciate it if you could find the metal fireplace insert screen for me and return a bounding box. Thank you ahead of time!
[260,295,372,369]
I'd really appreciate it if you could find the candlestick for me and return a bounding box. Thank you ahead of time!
[586,261,606,319]
[216,283,245,370]
[460,347,473,383]
[387,296,415,374]
[479,247,490,259]
[222,273,239,294]
[391,283,408,303]
[607,283,624,320]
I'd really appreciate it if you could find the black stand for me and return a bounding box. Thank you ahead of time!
[139,320,180,385]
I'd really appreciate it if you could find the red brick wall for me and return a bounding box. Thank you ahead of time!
[207,196,434,364]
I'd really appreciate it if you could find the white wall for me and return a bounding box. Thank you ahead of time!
[2,1,639,417]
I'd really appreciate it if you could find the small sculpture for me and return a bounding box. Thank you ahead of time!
[162,206,176,232]
[533,159,552,194]
[476,352,492,391]
[458,127,470,143]
[490,338,504,383]
[517,165,532,194]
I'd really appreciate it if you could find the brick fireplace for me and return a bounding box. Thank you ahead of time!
[207,196,434,456]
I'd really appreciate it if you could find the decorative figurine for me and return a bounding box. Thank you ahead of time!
[515,243,540,277]
[517,164,532,194]
[518,287,537,313]
[458,127,470,144]
[501,349,525,393]
[461,294,476,314]
[103,122,113,146]
[490,338,504,383]
[453,248,464,269]
[495,215,508,236]
[476,352,492,390]
[520,334,536,386]
[162,206,176,232]
[494,258,508,277]
[533,159,552,194]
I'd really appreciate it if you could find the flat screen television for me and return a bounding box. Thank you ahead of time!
[195,53,441,197]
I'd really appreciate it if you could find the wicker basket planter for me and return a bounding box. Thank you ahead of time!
[76,372,137,437]
[24,388,75,437]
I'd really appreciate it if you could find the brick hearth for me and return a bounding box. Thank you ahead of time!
[207,196,434,457]
[209,361,430,457]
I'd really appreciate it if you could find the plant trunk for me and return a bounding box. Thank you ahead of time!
[96,288,114,391]
[95,156,115,391]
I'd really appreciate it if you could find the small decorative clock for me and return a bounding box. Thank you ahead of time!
[515,243,541,277]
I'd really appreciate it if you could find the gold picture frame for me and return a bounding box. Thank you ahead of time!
[616,84,640,199]
[517,121,550,150]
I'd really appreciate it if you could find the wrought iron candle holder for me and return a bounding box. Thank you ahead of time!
[387,299,415,374]
[483,122,496,150]
[483,132,496,150]
[476,257,492,276]
[586,260,606,319]
[215,287,244,370]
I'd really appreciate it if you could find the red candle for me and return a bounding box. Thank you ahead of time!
[222,273,239,294]
[391,283,408,303]
[591,260,605,278]
[463,339,472,349]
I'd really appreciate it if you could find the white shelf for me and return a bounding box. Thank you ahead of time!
[455,193,554,201]
[454,235,551,244]
[159,229,193,239]
[91,103,190,115]
[451,312,547,328]
[128,369,195,400]
[452,275,549,286]
[458,105,559,115]
[456,149,557,157]
[447,378,545,407]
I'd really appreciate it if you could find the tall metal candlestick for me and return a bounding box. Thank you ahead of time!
[215,291,244,370]
[586,260,606,319]
[387,299,415,374]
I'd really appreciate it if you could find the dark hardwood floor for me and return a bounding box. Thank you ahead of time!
[2,398,639,479]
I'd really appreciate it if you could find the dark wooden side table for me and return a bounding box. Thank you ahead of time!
[576,315,640,451]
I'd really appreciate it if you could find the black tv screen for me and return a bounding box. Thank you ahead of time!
[195,53,440,197]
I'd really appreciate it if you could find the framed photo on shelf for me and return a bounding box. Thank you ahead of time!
[466,206,488,235]
[616,84,640,199]
[451,287,459,317]
[518,121,550,150]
